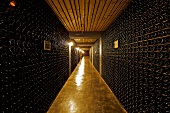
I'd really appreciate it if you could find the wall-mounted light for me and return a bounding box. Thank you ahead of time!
[67,39,74,47]
[76,47,80,51]
[114,40,118,48]
[68,42,73,46]
[80,49,84,53]
[9,1,16,7]
[7,0,16,11]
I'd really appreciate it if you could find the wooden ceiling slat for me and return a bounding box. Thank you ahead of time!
[109,0,130,25]
[98,0,122,31]
[92,0,112,30]
[100,0,129,30]
[64,0,78,31]
[87,0,95,31]
[58,0,76,31]
[85,0,90,31]
[103,0,131,31]
[80,0,85,31]
[91,0,105,31]
[70,0,81,31]
[77,0,83,31]
[97,0,119,31]
[89,0,100,31]
[48,0,71,31]
[75,0,81,31]
[103,1,129,30]
[67,9,77,30]
[53,0,73,31]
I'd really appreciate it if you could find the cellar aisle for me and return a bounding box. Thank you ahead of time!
[47,56,127,113]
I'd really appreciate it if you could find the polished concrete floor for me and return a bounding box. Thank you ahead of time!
[47,57,127,113]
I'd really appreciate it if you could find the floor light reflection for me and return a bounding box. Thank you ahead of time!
[75,57,85,89]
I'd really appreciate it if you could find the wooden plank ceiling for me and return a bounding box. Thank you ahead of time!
[46,0,130,32]
[46,0,131,49]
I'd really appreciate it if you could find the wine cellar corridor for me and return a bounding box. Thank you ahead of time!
[1,0,169,113]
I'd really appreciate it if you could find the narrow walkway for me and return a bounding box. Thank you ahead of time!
[47,57,127,113]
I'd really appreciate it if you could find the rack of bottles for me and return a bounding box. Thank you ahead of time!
[0,0,76,112]
[102,0,169,112]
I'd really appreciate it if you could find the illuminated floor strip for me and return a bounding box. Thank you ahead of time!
[47,57,127,113]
